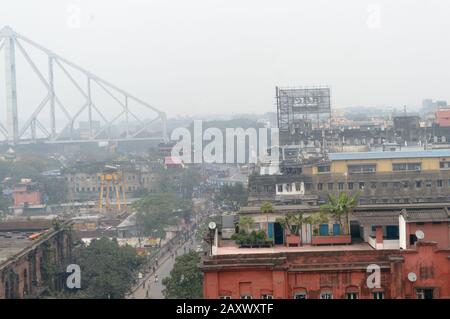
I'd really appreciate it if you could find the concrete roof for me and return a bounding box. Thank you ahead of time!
[329,149,450,161]
[0,232,34,264]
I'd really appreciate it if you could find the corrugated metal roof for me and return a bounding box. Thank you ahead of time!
[329,149,450,161]
[402,208,450,222]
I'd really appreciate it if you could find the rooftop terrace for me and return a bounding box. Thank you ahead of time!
[215,240,374,256]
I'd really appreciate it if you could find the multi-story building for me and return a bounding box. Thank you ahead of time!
[64,166,157,200]
[12,180,42,207]
[249,149,450,206]
[201,203,450,299]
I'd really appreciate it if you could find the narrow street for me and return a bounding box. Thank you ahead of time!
[129,231,199,299]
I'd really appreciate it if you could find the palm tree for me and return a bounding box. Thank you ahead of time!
[289,212,306,246]
[320,192,358,235]
[260,202,274,237]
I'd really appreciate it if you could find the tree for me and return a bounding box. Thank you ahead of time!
[162,252,203,299]
[260,202,274,237]
[320,192,358,235]
[133,193,192,239]
[277,212,306,246]
[237,216,254,233]
[78,237,144,298]
[214,183,248,211]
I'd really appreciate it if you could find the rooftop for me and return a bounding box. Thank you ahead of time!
[215,241,374,256]
[329,149,450,161]
[0,232,36,264]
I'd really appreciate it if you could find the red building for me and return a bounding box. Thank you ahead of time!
[201,204,450,299]
[12,180,42,207]
[164,156,184,169]
[435,109,450,127]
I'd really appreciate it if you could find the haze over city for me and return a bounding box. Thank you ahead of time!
[1,0,449,117]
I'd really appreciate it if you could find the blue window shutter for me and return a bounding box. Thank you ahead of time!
[268,223,274,239]
[333,223,341,235]
[319,224,329,236]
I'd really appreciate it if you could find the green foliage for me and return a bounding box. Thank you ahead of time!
[39,177,68,204]
[214,183,248,210]
[133,193,192,238]
[155,167,201,200]
[320,192,358,235]
[78,237,144,299]
[231,229,267,244]
[276,212,306,236]
[260,202,274,214]
[237,216,254,233]
[162,251,203,299]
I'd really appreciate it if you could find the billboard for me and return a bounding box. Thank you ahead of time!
[277,87,331,114]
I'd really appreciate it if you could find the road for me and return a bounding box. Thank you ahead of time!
[130,232,199,299]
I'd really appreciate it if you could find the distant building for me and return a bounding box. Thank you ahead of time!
[12,180,42,207]
[249,149,450,206]
[164,156,184,169]
[435,109,450,127]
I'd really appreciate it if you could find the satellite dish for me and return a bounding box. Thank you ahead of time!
[415,230,425,240]
[407,272,417,282]
[208,222,217,230]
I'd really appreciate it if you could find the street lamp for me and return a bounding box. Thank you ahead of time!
[207,221,216,256]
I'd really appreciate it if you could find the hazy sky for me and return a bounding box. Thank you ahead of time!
[1,0,449,118]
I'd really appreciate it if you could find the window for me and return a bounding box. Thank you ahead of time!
[373,292,384,299]
[317,183,323,191]
[415,180,422,188]
[370,182,377,189]
[286,184,292,192]
[295,183,301,191]
[348,182,354,190]
[277,185,283,192]
[317,165,330,173]
[381,182,388,188]
[327,183,333,190]
[219,296,231,299]
[439,161,450,169]
[320,292,333,299]
[294,293,307,299]
[416,289,433,299]
[261,294,273,299]
[346,293,358,299]
[338,182,344,190]
[240,295,252,299]
[425,180,432,188]
[437,180,443,187]
[359,182,365,190]
[347,164,376,173]
[392,163,421,171]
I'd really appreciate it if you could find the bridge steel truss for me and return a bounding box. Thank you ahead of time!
[0,26,168,145]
